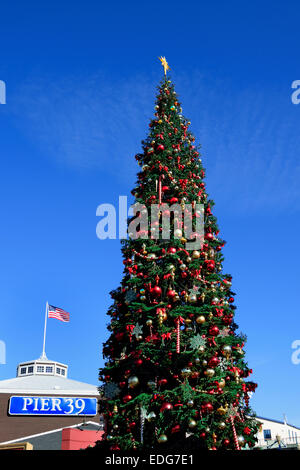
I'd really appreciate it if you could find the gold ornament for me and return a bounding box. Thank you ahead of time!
[147,411,156,422]
[219,379,226,388]
[181,368,192,377]
[205,368,215,377]
[216,406,227,416]
[196,315,205,325]
[192,250,200,259]
[188,419,197,429]
[222,345,232,358]
[147,380,156,389]
[174,229,183,238]
[188,293,197,303]
[158,434,168,443]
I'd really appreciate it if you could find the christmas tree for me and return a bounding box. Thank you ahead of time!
[99,58,259,451]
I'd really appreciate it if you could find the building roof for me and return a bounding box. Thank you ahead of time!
[20,356,65,364]
[0,354,99,395]
[256,416,300,431]
[0,374,99,395]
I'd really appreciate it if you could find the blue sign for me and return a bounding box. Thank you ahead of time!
[9,396,97,416]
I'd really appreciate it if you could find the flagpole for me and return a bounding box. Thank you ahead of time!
[41,301,48,359]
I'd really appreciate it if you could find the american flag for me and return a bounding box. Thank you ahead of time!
[48,304,70,322]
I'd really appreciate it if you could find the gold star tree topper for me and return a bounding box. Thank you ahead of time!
[158,56,170,75]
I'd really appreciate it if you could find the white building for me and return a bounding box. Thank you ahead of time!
[255,416,300,449]
[0,355,103,450]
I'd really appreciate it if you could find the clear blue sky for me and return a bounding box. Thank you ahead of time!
[1,0,300,425]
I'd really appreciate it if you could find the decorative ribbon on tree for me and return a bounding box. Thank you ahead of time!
[158,176,162,204]
[126,324,135,342]
[228,406,240,450]
[229,415,240,450]
[156,307,166,326]
[175,316,184,353]
[140,407,147,444]
[161,332,172,346]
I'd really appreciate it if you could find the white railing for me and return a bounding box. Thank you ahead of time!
[256,437,300,449]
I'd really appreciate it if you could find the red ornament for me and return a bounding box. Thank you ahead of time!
[209,325,219,336]
[243,427,252,435]
[223,315,233,325]
[191,371,200,379]
[151,286,162,297]
[205,259,215,272]
[115,332,124,341]
[129,422,136,429]
[167,289,176,299]
[201,402,213,413]
[123,395,132,403]
[110,445,120,451]
[171,424,181,434]
[223,439,230,447]
[205,232,214,241]
[169,197,178,204]
[158,378,168,387]
[160,402,173,412]
[208,356,220,368]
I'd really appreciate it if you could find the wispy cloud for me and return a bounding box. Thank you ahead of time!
[175,72,300,213]
[11,72,157,176]
[10,70,300,213]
